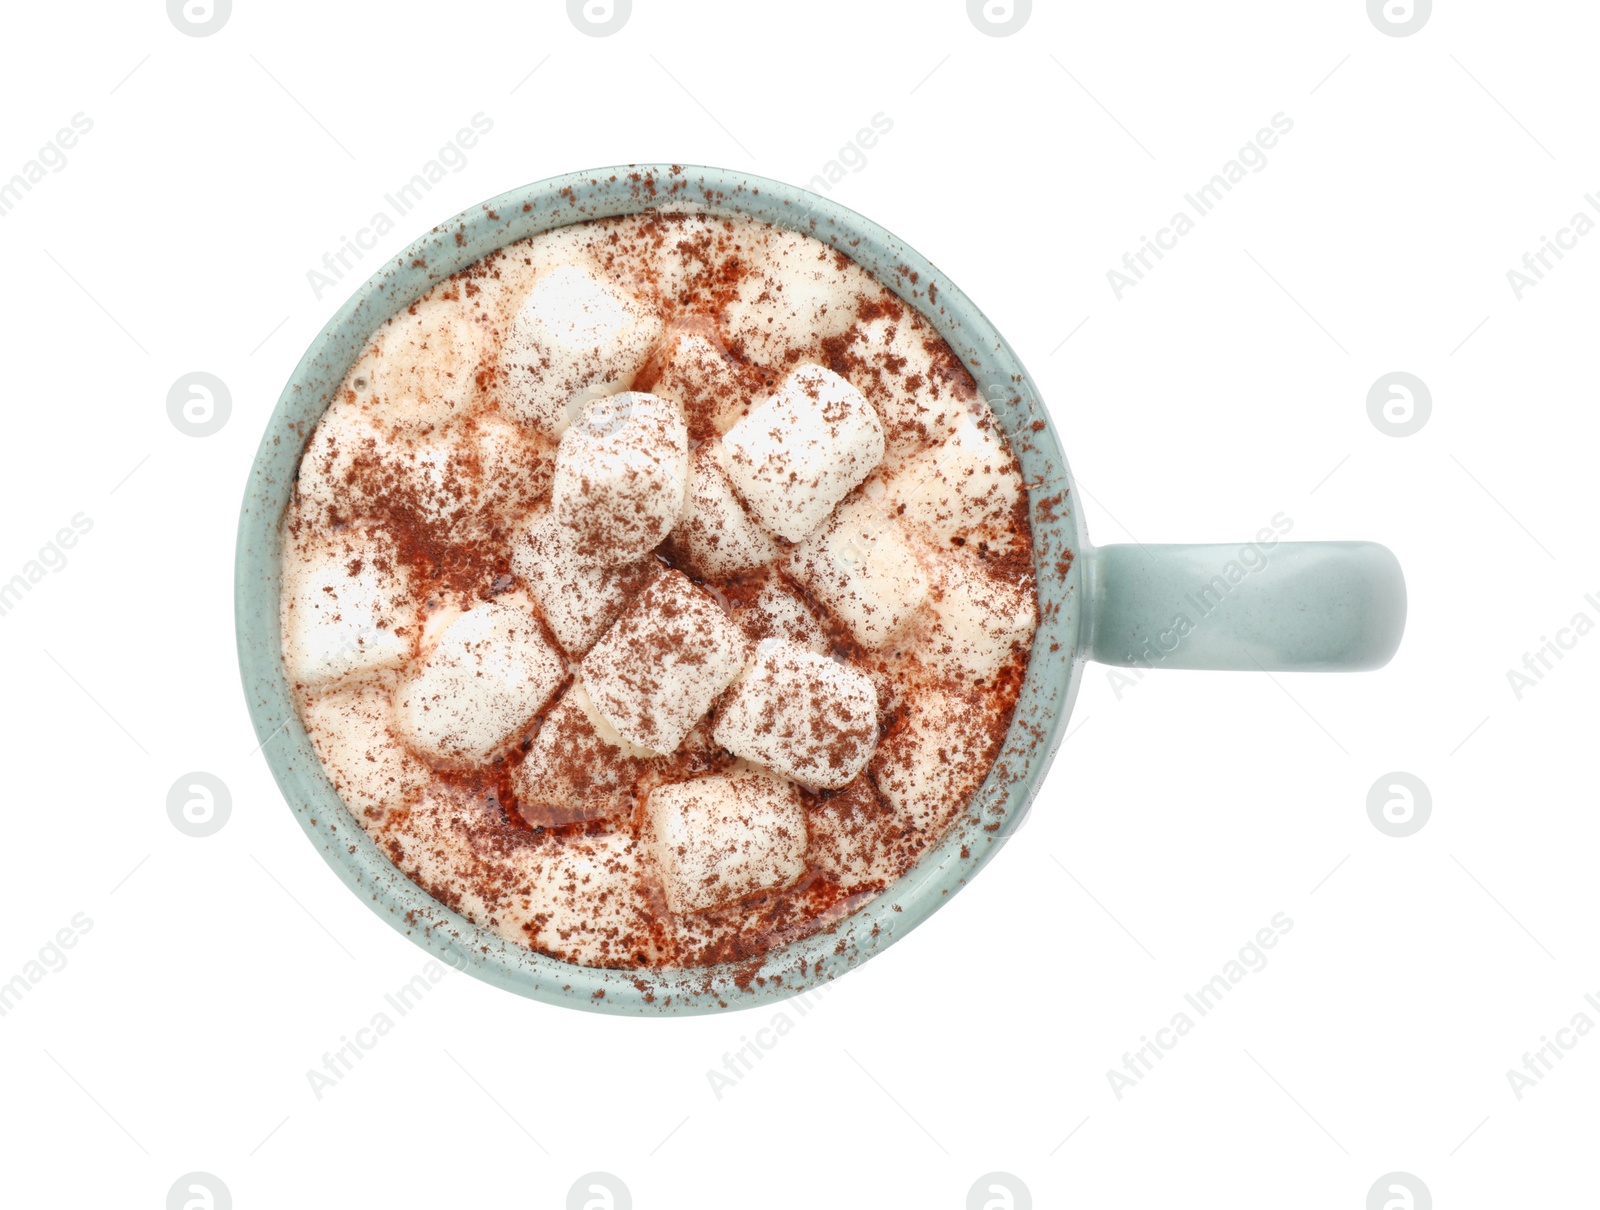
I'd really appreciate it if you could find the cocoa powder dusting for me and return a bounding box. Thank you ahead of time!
[286,204,1042,977]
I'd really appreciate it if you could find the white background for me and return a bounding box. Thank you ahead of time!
[0,1,1593,1206]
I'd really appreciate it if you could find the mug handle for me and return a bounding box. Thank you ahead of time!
[1081,541,1406,672]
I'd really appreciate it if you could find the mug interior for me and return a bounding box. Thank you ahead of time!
[235,164,1085,1014]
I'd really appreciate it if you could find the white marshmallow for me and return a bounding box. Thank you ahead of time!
[649,330,753,435]
[719,364,885,542]
[472,412,555,524]
[845,312,974,460]
[788,495,929,649]
[385,785,659,966]
[806,776,905,890]
[553,392,688,563]
[300,672,430,816]
[513,677,654,827]
[645,772,807,913]
[870,685,994,834]
[294,401,397,518]
[713,641,879,790]
[392,597,565,763]
[281,528,414,686]
[364,296,487,431]
[670,444,781,578]
[885,413,1022,549]
[905,552,1037,682]
[515,830,657,964]
[500,264,663,439]
[721,228,866,365]
[581,570,751,755]
[510,508,658,656]
[297,402,551,539]
[396,433,485,531]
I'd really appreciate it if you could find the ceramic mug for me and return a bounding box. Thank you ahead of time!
[235,165,1405,1014]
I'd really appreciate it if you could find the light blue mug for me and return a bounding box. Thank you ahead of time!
[235,165,1405,1014]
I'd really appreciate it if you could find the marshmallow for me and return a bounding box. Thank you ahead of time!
[297,402,552,539]
[844,312,975,460]
[294,401,396,518]
[500,264,663,439]
[806,776,907,890]
[513,677,655,827]
[300,672,430,816]
[905,552,1037,682]
[870,685,994,834]
[385,785,660,966]
[669,444,781,578]
[885,413,1023,549]
[471,412,555,524]
[719,364,885,542]
[645,772,807,913]
[363,296,487,431]
[394,433,485,532]
[515,830,659,965]
[281,528,414,686]
[737,580,830,654]
[510,508,658,655]
[788,495,929,649]
[642,211,757,311]
[553,391,688,563]
[581,570,751,755]
[721,228,866,365]
[649,330,753,436]
[392,597,565,763]
[713,641,879,790]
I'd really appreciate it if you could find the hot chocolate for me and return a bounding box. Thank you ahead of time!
[281,208,1037,969]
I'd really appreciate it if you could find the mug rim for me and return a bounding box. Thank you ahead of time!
[234,163,1086,1015]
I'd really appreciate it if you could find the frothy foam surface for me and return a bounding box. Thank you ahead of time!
[282,208,1040,971]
